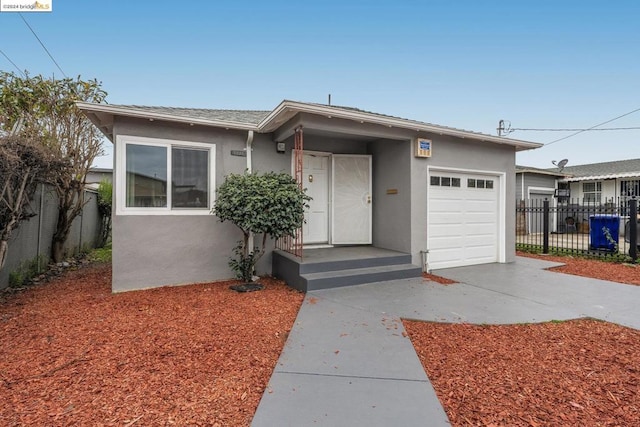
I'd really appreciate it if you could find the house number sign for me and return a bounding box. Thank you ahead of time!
[415,138,432,158]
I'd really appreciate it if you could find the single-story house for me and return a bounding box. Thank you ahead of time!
[557,158,640,210]
[515,165,569,234]
[517,159,640,236]
[78,100,541,292]
[516,165,568,203]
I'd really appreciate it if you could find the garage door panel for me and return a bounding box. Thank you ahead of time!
[465,237,496,248]
[429,249,464,264]
[428,171,500,270]
[464,224,496,235]
[430,211,464,222]
[464,214,496,225]
[429,202,463,214]
[430,229,463,239]
[465,200,496,211]
[429,236,465,249]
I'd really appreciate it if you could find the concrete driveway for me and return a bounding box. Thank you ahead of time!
[252,256,640,426]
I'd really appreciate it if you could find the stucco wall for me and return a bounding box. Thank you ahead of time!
[370,139,412,252]
[409,134,518,266]
[111,117,260,292]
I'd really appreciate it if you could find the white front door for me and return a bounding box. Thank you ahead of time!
[331,154,372,244]
[302,152,329,244]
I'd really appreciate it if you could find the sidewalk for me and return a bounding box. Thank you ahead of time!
[251,293,450,426]
[252,256,640,426]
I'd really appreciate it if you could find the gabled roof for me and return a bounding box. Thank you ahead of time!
[552,158,640,181]
[516,165,569,177]
[77,100,542,151]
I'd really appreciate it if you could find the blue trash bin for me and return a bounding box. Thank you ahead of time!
[589,215,620,251]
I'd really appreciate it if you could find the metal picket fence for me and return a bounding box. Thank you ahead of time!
[516,196,638,262]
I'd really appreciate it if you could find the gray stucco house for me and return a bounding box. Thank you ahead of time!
[78,100,541,292]
[516,165,568,202]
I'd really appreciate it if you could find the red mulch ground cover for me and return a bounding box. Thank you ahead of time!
[405,319,640,426]
[0,264,303,426]
[423,273,457,285]
[517,251,640,286]
[409,254,640,426]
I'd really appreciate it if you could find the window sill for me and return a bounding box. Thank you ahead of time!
[115,209,212,216]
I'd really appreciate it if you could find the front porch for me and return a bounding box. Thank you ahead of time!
[272,246,422,292]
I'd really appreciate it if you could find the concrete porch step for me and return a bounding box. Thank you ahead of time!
[299,253,412,274]
[272,247,423,292]
[302,264,423,291]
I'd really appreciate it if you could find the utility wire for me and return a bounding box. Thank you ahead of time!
[0,48,25,76]
[544,106,640,146]
[514,126,640,132]
[19,12,67,78]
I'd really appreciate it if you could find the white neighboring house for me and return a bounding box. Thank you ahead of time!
[517,159,640,236]
[558,158,640,213]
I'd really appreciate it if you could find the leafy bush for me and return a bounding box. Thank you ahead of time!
[213,172,311,282]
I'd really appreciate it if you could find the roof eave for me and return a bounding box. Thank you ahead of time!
[258,100,542,150]
[516,167,570,177]
[565,171,640,182]
[76,102,259,136]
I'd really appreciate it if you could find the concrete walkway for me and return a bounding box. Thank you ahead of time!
[252,256,640,426]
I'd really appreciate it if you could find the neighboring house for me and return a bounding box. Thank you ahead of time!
[78,100,541,292]
[517,159,640,236]
[516,165,568,202]
[557,158,640,212]
[515,165,568,234]
[86,167,113,190]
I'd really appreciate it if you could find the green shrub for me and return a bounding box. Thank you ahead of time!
[213,172,311,282]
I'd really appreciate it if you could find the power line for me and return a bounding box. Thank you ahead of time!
[544,106,640,146]
[513,126,640,132]
[0,48,25,76]
[18,12,67,78]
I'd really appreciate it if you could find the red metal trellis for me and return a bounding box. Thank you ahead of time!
[275,126,304,258]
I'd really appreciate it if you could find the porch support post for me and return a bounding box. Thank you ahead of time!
[294,126,304,186]
[294,126,304,258]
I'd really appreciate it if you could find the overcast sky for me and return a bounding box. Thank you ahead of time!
[1,0,638,170]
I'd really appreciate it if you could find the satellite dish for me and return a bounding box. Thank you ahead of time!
[552,159,569,172]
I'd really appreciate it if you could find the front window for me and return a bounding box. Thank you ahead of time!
[117,135,215,215]
[582,181,601,204]
[172,147,209,208]
[126,144,168,207]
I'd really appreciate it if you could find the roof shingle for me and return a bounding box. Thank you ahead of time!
[113,105,271,125]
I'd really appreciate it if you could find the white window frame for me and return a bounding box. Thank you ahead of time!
[116,135,216,215]
[582,181,602,204]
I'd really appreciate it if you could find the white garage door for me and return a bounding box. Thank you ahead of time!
[428,171,500,270]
